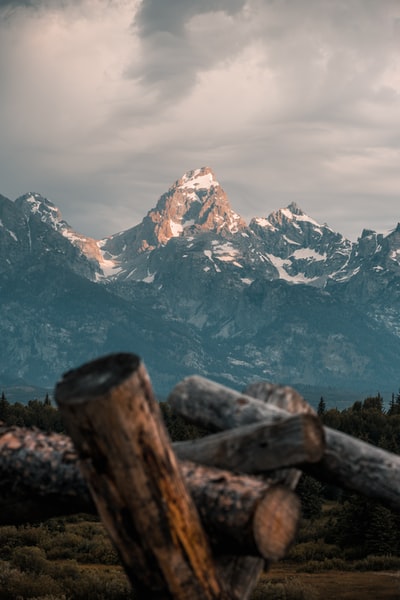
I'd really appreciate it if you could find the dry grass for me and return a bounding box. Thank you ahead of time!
[266,563,400,599]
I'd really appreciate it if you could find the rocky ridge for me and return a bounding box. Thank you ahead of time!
[1,167,400,399]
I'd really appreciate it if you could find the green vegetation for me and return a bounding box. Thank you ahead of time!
[0,392,63,432]
[0,392,399,598]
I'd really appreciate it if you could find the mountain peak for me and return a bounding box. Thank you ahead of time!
[286,201,302,215]
[141,167,245,247]
[266,202,322,229]
[15,193,67,231]
[177,166,219,191]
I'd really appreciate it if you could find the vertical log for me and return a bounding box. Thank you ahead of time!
[217,556,264,600]
[55,353,225,600]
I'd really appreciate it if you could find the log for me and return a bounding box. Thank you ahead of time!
[243,381,317,488]
[182,461,300,561]
[0,424,94,523]
[168,376,286,431]
[245,381,400,512]
[168,376,400,511]
[244,381,316,416]
[216,556,265,600]
[0,425,300,561]
[174,413,324,473]
[55,353,225,600]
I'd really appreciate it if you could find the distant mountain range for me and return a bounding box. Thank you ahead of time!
[1,166,400,405]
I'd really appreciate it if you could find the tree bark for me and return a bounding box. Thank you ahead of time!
[243,381,317,488]
[0,424,300,561]
[216,556,265,600]
[169,376,400,511]
[55,353,225,600]
[181,461,300,561]
[174,413,324,473]
[0,424,94,523]
[244,381,316,417]
[168,376,286,431]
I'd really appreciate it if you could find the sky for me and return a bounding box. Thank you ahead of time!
[1,0,400,241]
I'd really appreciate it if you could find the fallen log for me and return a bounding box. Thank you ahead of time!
[174,412,324,473]
[0,424,300,561]
[0,425,94,523]
[168,376,400,512]
[243,381,316,489]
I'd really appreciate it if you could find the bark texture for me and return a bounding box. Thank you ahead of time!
[175,413,324,473]
[169,376,400,511]
[55,353,225,600]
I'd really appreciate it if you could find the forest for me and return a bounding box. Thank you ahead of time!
[0,391,399,599]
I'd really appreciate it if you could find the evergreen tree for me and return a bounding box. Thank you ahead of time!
[317,396,326,417]
[297,474,324,520]
[0,392,9,422]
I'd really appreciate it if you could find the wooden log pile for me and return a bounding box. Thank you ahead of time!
[1,352,400,599]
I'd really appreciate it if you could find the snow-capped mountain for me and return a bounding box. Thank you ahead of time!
[1,192,104,280]
[2,168,400,400]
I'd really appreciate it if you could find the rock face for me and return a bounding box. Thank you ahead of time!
[1,167,400,399]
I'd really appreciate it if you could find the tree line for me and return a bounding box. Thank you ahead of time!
[1,389,399,561]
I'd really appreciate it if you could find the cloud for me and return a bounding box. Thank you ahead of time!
[135,0,246,36]
[126,0,248,103]
[1,0,400,240]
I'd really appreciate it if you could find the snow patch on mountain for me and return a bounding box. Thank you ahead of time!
[180,167,219,190]
[291,248,327,262]
[267,254,319,284]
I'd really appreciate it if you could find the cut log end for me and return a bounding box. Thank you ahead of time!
[55,353,141,405]
[253,485,300,562]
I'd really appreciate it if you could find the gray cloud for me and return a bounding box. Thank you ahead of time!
[127,0,248,102]
[1,0,400,240]
[135,0,246,36]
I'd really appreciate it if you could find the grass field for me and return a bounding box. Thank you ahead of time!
[263,563,400,599]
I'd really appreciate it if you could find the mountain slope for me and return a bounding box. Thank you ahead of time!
[1,167,400,398]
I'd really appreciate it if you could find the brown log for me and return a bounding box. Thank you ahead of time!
[181,461,300,561]
[0,424,299,562]
[169,376,400,511]
[216,556,265,600]
[168,376,286,431]
[174,377,311,600]
[244,381,316,417]
[174,413,324,473]
[55,353,225,600]
[0,424,94,523]
[243,381,317,488]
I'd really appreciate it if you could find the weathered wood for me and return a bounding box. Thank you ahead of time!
[243,381,317,489]
[174,413,324,473]
[216,556,265,600]
[181,461,300,561]
[169,376,400,511]
[210,382,311,597]
[245,381,400,512]
[0,425,299,561]
[168,376,286,431]
[55,353,225,600]
[244,381,316,416]
[0,424,94,523]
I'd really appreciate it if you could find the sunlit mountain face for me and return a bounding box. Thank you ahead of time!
[2,168,400,403]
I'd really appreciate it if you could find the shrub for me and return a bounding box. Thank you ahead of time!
[0,561,61,599]
[288,541,341,563]
[251,574,319,599]
[11,546,48,575]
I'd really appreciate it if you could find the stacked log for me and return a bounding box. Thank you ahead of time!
[1,353,400,598]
